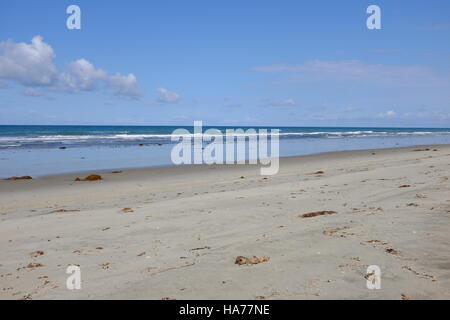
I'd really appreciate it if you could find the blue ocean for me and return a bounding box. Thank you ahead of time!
[1,125,449,178]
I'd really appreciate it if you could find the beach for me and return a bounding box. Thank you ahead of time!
[1,145,449,300]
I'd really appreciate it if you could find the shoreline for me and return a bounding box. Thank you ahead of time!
[1,143,449,181]
[1,144,449,299]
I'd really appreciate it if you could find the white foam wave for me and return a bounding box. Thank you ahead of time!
[0,130,449,147]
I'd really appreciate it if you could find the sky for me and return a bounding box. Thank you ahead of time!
[0,0,450,127]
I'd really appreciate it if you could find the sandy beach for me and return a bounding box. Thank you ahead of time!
[0,145,449,300]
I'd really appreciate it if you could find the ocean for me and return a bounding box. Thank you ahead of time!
[1,125,449,178]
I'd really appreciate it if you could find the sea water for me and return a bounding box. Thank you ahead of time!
[0,125,449,178]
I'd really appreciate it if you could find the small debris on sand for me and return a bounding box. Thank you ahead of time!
[256,292,279,300]
[99,263,110,269]
[29,251,44,258]
[413,148,430,152]
[402,265,434,280]
[49,209,80,213]
[190,246,210,251]
[101,227,111,231]
[406,203,419,207]
[399,185,411,188]
[300,211,337,218]
[314,170,325,175]
[137,252,146,257]
[74,174,102,182]
[26,263,43,269]
[366,240,389,245]
[146,262,195,276]
[5,176,32,181]
[385,248,399,255]
[120,208,134,213]
[401,294,412,300]
[235,256,270,265]
[323,226,349,236]
[111,171,122,174]
[364,272,376,281]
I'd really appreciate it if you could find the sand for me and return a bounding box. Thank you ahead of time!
[0,145,449,300]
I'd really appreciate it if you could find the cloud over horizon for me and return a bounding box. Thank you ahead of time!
[253,60,450,87]
[262,98,297,107]
[156,87,180,104]
[0,35,141,99]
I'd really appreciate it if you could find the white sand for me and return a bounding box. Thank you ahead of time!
[0,145,449,300]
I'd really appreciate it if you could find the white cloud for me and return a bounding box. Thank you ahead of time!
[23,88,44,97]
[264,98,297,107]
[173,114,188,120]
[343,106,362,113]
[108,73,141,99]
[58,59,107,93]
[253,60,450,86]
[399,111,450,120]
[377,110,397,118]
[0,36,141,99]
[0,35,56,86]
[156,88,180,103]
[424,24,450,31]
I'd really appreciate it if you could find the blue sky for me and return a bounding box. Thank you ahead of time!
[0,0,449,127]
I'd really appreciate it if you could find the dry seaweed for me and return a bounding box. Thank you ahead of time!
[74,174,102,181]
[300,211,337,218]
[5,176,32,181]
[235,256,270,265]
